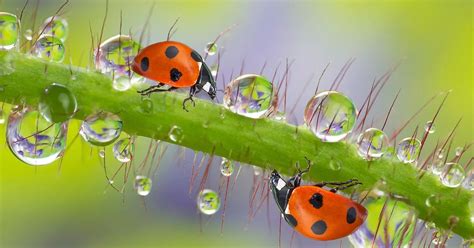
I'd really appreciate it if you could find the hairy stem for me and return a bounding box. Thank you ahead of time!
[0,51,472,239]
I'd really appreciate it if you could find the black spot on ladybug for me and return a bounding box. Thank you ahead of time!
[311,220,327,235]
[170,68,182,82]
[309,193,323,209]
[285,214,297,228]
[346,207,357,224]
[140,57,149,71]
[191,50,202,62]
[165,46,179,59]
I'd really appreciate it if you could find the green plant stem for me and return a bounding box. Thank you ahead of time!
[0,51,472,239]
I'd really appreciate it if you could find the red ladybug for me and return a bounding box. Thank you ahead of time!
[269,158,367,241]
[132,41,216,110]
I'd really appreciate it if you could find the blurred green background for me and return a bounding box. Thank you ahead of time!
[0,0,472,247]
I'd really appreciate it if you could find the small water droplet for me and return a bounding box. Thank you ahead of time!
[436,148,445,159]
[99,149,105,158]
[253,166,263,176]
[0,109,5,124]
[38,83,77,123]
[6,107,68,166]
[33,35,65,62]
[140,98,153,114]
[329,160,342,171]
[424,120,436,134]
[210,64,218,77]
[425,194,440,208]
[95,35,143,86]
[357,128,389,160]
[396,137,421,163]
[455,146,463,156]
[223,74,273,119]
[197,189,220,215]
[440,162,465,188]
[24,29,32,41]
[429,158,445,175]
[220,158,234,177]
[304,91,357,142]
[168,125,183,143]
[40,16,68,42]
[79,112,123,146]
[273,111,286,122]
[134,175,152,196]
[0,12,20,50]
[113,138,134,163]
[424,222,436,230]
[204,42,217,56]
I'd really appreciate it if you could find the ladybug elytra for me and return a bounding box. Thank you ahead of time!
[269,158,367,241]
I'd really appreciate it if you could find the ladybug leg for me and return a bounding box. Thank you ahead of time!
[313,179,360,188]
[329,181,362,193]
[137,83,169,96]
[182,86,198,111]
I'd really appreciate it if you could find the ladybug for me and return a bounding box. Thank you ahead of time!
[269,158,367,241]
[132,41,216,110]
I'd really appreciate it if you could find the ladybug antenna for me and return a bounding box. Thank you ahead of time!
[167,17,180,41]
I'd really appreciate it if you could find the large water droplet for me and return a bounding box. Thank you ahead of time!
[33,35,65,62]
[168,125,183,143]
[357,128,389,160]
[94,35,143,88]
[424,120,436,134]
[6,107,68,166]
[220,158,234,177]
[396,137,421,163]
[134,175,152,196]
[197,189,220,215]
[38,83,77,123]
[79,112,123,146]
[0,12,19,50]
[304,91,357,142]
[440,163,465,188]
[348,197,416,248]
[204,42,217,56]
[223,74,273,119]
[113,138,134,163]
[39,16,68,42]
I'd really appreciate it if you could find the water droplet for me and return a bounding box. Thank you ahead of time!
[0,12,19,50]
[469,197,474,223]
[134,175,152,196]
[40,16,68,42]
[273,111,286,122]
[210,64,218,77]
[112,76,132,91]
[348,197,415,248]
[6,107,68,166]
[113,138,134,163]
[424,120,436,134]
[253,166,263,176]
[357,128,389,160]
[304,91,357,142]
[94,35,143,87]
[329,160,342,171]
[0,109,5,124]
[79,112,123,146]
[140,98,153,114]
[440,162,465,188]
[455,146,463,156]
[220,158,234,177]
[436,148,445,159]
[99,149,105,158]
[168,125,183,143]
[33,35,65,62]
[223,74,273,119]
[24,29,32,41]
[396,137,421,163]
[197,189,220,215]
[38,83,77,123]
[425,194,440,208]
[424,222,436,230]
[204,42,217,56]
[429,158,445,175]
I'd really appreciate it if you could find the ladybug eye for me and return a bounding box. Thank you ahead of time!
[140,57,149,71]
